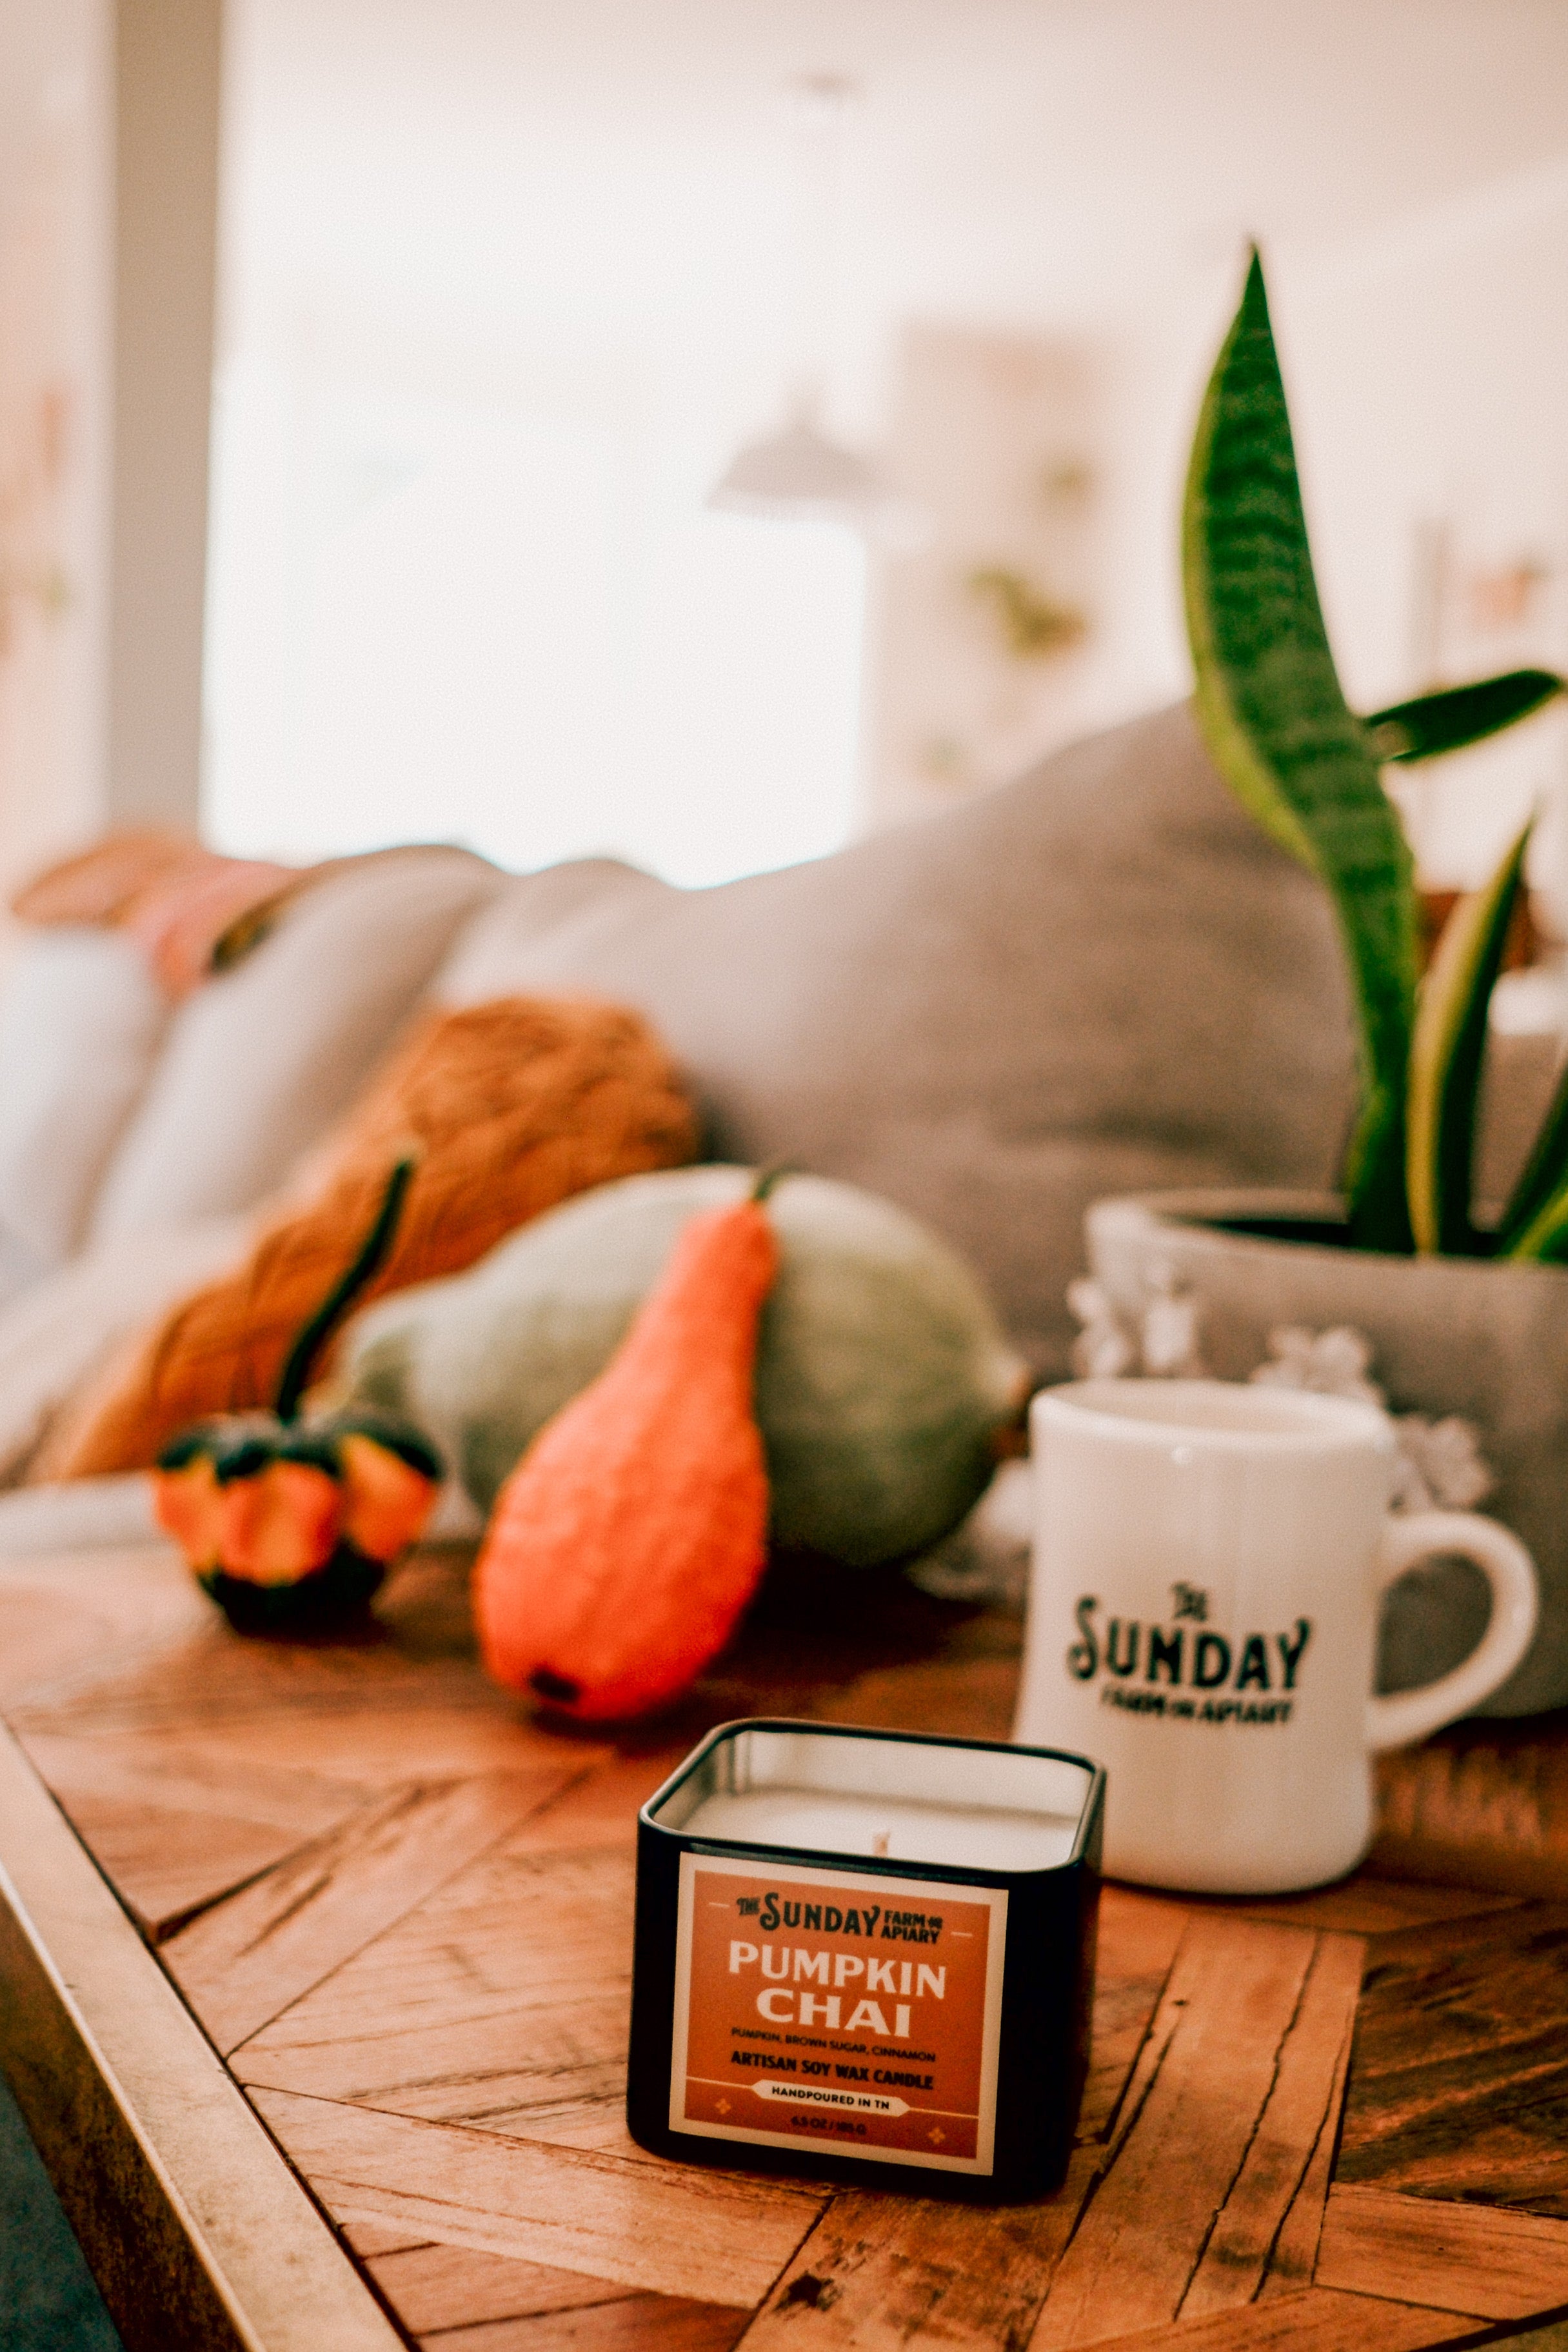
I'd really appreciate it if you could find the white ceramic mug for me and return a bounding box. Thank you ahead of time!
[1014,1380,1539,1894]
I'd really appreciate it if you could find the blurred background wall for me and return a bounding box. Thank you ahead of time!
[0,0,1564,906]
[0,0,110,917]
[0,0,219,935]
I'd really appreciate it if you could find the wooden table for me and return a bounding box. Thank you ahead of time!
[5,1540,1568,2352]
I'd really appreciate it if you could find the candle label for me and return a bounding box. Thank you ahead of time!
[669,1852,1007,2173]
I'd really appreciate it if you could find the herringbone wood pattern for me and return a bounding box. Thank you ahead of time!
[5,1540,1567,2350]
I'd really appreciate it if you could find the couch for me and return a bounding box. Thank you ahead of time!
[0,697,1550,1560]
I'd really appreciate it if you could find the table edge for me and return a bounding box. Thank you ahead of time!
[0,1715,403,2352]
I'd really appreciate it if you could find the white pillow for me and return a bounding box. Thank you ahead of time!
[0,929,170,1274]
[0,1215,251,1484]
[88,850,501,1242]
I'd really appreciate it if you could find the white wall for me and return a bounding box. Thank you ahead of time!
[868,324,1107,830]
[0,0,112,922]
[0,0,223,945]
[1286,170,1568,901]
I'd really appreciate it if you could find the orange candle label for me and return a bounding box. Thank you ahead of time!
[669,1853,1007,2174]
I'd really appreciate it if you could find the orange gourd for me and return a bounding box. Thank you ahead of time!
[475,1177,780,1720]
[154,1155,443,1633]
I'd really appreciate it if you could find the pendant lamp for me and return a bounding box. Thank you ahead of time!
[709,75,919,542]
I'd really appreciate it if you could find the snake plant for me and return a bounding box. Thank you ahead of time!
[1185,250,1567,1259]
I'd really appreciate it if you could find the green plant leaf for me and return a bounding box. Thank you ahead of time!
[1496,1057,1568,1255]
[1405,821,1531,1257]
[274,1151,419,1420]
[1184,250,1418,1251]
[1500,1027,1568,1264]
[1503,1172,1568,1262]
[1366,670,1566,764]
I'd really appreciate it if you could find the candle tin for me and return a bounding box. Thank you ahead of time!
[626,1717,1104,2198]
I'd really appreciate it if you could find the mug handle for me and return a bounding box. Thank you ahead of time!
[1365,1511,1538,1753]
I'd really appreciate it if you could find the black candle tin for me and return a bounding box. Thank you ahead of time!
[626,1717,1104,2198]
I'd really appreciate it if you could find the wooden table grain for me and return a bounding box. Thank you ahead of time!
[4,1539,1568,2352]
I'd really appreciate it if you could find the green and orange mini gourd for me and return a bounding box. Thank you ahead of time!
[475,1172,782,1720]
[154,1156,442,1632]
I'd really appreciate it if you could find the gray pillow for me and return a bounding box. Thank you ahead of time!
[434,702,1356,1377]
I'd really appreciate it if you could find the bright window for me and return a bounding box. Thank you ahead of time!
[204,378,867,886]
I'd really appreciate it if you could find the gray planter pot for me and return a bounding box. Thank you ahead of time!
[1086,1189,1568,1717]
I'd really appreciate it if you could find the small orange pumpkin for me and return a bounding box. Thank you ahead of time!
[475,1173,781,1720]
[154,1156,442,1632]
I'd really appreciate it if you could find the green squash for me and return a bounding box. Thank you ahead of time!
[338,1166,1024,1566]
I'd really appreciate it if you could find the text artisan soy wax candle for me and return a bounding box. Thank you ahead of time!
[626,1719,1104,2197]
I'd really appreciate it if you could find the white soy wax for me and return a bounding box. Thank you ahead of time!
[680,1785,1080,1873]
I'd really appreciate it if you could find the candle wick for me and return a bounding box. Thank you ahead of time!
[872,1830,891,1857]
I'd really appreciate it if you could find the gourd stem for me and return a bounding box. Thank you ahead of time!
[751,1164,792,1204]
[275,1153,419,1421]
